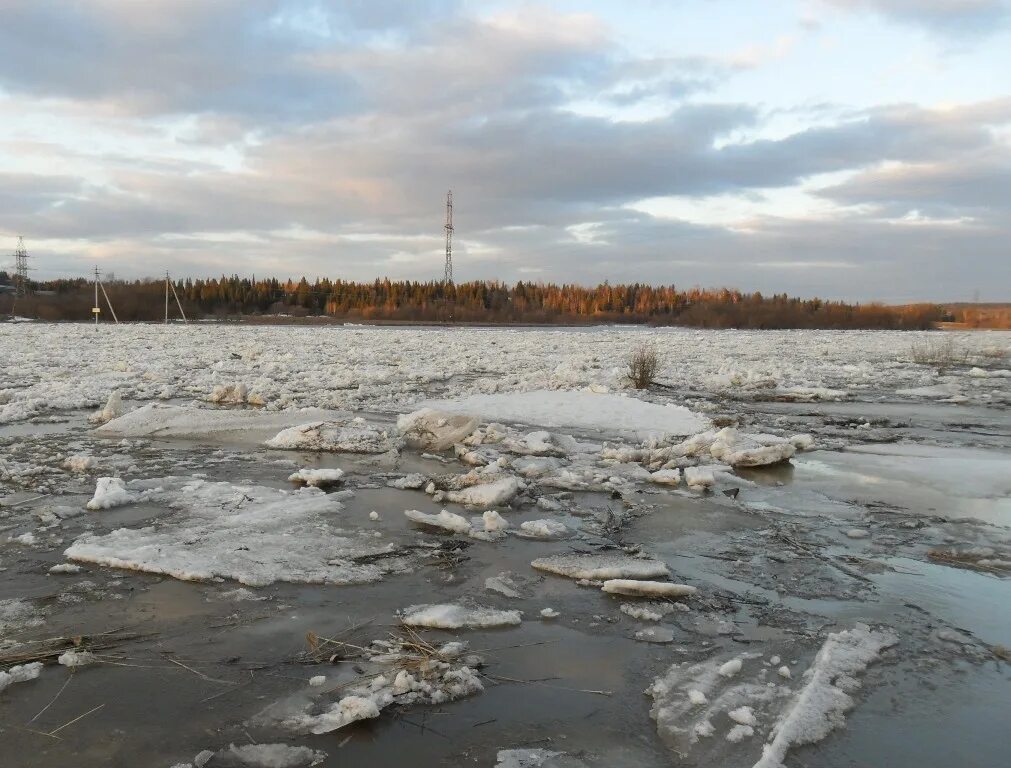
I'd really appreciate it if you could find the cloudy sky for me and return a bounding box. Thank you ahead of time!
[1,0,1009,301]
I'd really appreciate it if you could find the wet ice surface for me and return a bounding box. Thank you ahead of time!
[0,324,1009,768]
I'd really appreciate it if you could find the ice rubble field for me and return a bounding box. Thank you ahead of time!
[1,323,1010,768]
[2,324,1009,425]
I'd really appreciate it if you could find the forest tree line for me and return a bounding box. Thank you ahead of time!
[0,272,951,329]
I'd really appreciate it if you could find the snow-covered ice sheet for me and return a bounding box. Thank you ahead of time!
[647,624,896,765]
[66,477,398,586]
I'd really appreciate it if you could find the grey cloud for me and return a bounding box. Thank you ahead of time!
[822,0,1010,35]
[817,154,1011,217]
[1,2,1007,301]
[0,1,362,119]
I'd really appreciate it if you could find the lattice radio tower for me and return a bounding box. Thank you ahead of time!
[13,236,30,296]
[443,190,454,284]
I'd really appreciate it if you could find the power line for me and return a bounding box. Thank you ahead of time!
[13,236,31,297]
[444,189,453,285]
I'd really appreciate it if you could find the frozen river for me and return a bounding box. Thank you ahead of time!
[1,323,1009,768]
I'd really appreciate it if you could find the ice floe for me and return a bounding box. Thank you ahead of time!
[67,478,400,586]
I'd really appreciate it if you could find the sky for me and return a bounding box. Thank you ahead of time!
[0,0,1009,302]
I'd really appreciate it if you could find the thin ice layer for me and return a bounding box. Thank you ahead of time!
[422,390,710,440]
[96,403,337,438]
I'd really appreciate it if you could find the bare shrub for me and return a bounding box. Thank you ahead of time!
[908,335,968,372]
[979,345,1009,362]
[627,342,660,389]
[927,547,1010,574]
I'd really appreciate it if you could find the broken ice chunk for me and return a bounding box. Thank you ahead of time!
[86,477,134,510]
[718,658,742,678]
[531,553,669,581]
[401,604,522,629]
[288,468,344,488]
[404,509,472,534]
[601,579,696,599]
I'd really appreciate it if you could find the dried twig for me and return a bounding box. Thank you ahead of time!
[162,655,235,685]
[483,673,612,697]
[48,703,105,736]
[28,674,72,724]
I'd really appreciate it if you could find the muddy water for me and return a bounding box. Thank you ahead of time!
[1,395,1009,768]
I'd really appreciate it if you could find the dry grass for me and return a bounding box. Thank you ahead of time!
[908,335,969,372]
[927,547,1009,574]
[627,342,660,389]
[0,629,149,667]
[979,345,1009,362]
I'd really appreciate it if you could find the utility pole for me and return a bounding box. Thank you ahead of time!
[94,265,100,328]
[164,271,188,323]
[92,265,120,326]
[444,190,453,285]
[13,236,30,297]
